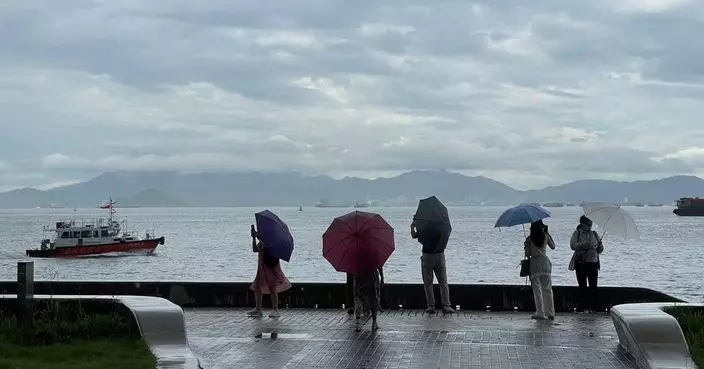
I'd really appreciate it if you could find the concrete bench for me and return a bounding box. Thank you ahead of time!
[611,302,702,369]
[0,294,201,369]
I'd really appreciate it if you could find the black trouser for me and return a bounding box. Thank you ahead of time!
[575,262,600,311]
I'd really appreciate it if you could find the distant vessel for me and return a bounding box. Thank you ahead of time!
[542,202,564,208]
[25,198,165,258]
[37,203,65,209]
[673,197,704,216]
[315,199,348,208]
[647,203,663,207]
[618,202,644,207]
[353,201,369,208]
[565,203,576,207]
[299,206,303,211]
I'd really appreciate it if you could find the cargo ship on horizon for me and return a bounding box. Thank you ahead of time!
[673,197,704,216]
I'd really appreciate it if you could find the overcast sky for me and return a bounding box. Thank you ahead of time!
[1,0,704,191]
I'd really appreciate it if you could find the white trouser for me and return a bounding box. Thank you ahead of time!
[530,273,555,318]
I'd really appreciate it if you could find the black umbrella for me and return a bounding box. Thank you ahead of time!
[414,196,450,226]
[413,196,452,252]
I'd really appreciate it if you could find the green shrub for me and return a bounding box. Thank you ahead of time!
[665,306,704,368]
[0,300,133,346]
[0,340,156,369]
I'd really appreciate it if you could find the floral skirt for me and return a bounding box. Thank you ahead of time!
[354,271,380,317]
[250,263,292,295]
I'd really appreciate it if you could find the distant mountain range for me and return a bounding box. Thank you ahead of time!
[115,189,189,208]
[0,170,702,208]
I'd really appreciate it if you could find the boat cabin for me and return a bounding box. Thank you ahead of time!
[42,218,141,250]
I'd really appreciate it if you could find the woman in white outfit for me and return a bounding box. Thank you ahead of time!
[524,220,556,320]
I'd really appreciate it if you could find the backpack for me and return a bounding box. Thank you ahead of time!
[575,230,602,266]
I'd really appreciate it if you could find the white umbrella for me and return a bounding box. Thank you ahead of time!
[581,202,639,240]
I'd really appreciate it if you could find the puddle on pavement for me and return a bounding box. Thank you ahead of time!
[255,332,311,339]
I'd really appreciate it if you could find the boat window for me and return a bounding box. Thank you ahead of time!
[101,230,110,237]
[93,230,99,238]
[81,230,91,238]
[72,231,80,238]
[61,232,69,239]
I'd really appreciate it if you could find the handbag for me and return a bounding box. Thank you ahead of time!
[568,252,576,271]
[520,257,530,277]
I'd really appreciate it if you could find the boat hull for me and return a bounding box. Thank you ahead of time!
[673,208,704,216]
[26,237,165,258]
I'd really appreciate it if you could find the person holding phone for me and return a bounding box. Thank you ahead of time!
[247,225,291,318]
[411,217,454,314]
[524,220,556,320]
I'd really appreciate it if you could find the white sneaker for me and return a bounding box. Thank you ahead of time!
[269,311,281,318]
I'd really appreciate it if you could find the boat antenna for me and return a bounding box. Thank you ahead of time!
[108,197,116,222]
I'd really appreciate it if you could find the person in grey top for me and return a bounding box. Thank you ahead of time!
[411,218,455,314]
[569,215,604,312]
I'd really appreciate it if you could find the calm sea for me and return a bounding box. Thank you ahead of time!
[0,206,701,302]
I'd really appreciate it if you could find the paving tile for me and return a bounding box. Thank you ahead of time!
[185,309,639,369]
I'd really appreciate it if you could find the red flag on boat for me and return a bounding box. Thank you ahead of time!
[99,197,115,209]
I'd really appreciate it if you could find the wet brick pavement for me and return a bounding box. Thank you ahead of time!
[185,308,639,369]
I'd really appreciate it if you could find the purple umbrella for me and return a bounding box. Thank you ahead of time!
[254,210,294,262]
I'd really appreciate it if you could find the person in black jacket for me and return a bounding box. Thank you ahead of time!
[411,218,454,314]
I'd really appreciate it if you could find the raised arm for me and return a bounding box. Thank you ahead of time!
[546,233,556,250]
[252,239,264,252]
[524,237,531,257]
[594,232,604,254]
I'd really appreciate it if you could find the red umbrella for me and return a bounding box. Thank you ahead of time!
[322,211,395,276]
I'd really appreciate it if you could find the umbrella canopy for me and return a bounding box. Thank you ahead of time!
[494,204,551,228]
[413,196,452,252]
[414,196,451,225]
[254,210,294,262]
[322,211,395,276]
[581,202,639,240]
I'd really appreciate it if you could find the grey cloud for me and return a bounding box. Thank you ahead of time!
[2,0,704,190]
[548,147,694,174]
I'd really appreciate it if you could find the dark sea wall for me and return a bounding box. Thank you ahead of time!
[0,281,684,312]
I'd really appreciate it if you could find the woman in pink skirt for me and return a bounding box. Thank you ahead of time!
[247,227,292,318]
